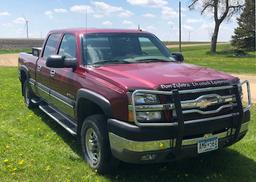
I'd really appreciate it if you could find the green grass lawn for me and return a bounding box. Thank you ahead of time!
[164,41,212,45]
[0,67,255,182]
[171,44,256,74]
[0,49,30,55]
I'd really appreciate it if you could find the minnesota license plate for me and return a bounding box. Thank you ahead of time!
[197,136,218,154]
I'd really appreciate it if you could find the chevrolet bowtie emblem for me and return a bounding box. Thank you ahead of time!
[181,94,231,110]
[197,99,213,108]
[196,96,222,109]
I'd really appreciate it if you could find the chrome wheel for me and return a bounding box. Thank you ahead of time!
[81,115,119,174]
[85,128,101,166]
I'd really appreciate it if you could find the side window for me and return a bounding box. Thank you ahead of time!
[58,34,76,58]
[43,33,61,59]
[139,37,162,56]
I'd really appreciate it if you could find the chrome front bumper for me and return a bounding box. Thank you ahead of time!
[109,122,249,153]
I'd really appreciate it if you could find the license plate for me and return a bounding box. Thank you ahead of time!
[197,136,218,154]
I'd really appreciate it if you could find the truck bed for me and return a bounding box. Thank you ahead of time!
[18,52,39,81]
[18,47,42,66]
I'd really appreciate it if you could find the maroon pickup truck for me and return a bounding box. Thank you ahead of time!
[18,28,252,173]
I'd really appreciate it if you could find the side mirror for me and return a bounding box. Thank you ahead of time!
[46,55,77,69]
[171,52,184,62]
[32,47,42,57]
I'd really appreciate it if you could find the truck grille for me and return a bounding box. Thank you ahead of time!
[130,85,241,127]
[177,88,238,123]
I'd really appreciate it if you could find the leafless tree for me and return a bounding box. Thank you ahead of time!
[189,0,244,53]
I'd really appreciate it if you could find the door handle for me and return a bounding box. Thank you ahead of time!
[37,65,41,71]
[50,70,56,77]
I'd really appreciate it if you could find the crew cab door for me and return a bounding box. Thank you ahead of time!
[47,33,78,119]
[36,33,61,102]
[35,33,62,103]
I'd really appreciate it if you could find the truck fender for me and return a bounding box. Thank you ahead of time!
[19,65,29,82]
[75,88,112,118]
[19,65,30,96]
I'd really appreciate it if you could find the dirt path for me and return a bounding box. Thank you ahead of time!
[0,53,19,67]
[0,53,255,103]
[231,73,256,104]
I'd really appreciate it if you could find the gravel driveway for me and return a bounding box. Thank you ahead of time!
[231,73,256,104]
[0,53,19,67]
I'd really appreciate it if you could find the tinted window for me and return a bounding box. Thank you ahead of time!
[43,33,61,59]
[58,34,76,58]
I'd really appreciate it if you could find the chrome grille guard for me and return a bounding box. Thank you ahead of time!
[131,81,251,127]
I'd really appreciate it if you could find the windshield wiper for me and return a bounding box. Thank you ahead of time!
[92,59,132,65]
[123,56,175,63]
[135,58,173,63]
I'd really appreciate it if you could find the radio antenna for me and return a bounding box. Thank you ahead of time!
[85,6,88,65]
[85,7,87,30]
[137,24,142,31]
[179,1,182,52]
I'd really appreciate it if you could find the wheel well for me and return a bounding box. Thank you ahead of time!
[77,98,105,135]
[20,70,27,96]
[20,70,27,83]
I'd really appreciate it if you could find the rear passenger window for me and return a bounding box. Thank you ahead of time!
[43,33,61,59]
[58,34,76,58]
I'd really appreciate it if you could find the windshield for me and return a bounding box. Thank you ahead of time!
[82,33,172,65]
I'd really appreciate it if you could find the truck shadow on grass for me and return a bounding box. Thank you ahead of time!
[111,150,256,182]
[32,108,256,182]
[31,108,82,155]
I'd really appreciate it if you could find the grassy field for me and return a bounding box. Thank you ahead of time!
[171,44,256,74]
[0,38,43,50]
[0,67,255,182]
[0,48,30,55]
[164,41,211,45]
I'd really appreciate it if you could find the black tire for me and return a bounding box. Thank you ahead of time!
[81,114,118,174]
[23,80,35,109]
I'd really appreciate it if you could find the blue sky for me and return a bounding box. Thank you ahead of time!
[0,0,240,41]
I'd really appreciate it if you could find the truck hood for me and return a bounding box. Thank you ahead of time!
[90,62,237,91]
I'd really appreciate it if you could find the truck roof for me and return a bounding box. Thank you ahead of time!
[49,28,150,35]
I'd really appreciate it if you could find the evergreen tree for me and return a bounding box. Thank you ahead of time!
[231,0,255,51]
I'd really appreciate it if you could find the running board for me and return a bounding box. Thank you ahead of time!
[31,98,42,104]
[39,104,77,135]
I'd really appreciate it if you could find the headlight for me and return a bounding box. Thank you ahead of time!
[136,111,162,122]
[134,94,159,105]
[127,92,163,123]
